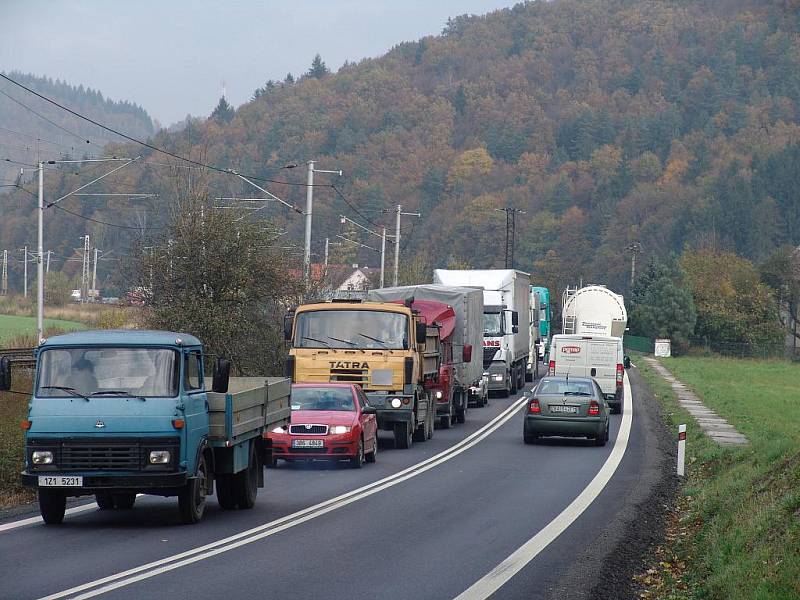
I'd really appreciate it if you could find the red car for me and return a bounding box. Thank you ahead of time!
[267,383,379,468]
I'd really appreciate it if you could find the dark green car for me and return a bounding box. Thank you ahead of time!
[523,376,610,446]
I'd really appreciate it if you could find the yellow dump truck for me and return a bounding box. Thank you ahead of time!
[284,299,439,449]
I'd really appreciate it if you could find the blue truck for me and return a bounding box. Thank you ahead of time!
[0,330,290,525]
[531,286,552,362]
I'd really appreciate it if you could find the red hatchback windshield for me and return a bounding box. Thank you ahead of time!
[291,387,355,411]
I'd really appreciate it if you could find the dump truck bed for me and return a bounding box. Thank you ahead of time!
[207,377,291,445]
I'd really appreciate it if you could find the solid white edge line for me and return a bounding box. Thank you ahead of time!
[453,373,635,600]
[0,494,146,534]
[39,395,531,600]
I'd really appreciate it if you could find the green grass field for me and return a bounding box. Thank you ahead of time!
[638,356,800,600]
[0,314,86,345]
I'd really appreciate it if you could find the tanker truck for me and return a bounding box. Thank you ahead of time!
[561,285,627,337]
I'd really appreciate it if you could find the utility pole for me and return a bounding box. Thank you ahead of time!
[80,235,90,304]
[303,161,342,286]
[92,247,99,298]
[46,250,51,273]
[380,228,386,288]
[22,246,28,298]
[393,205,422,287]
[324,237,330,273]
[1,250,7,296]
[37,161,44,340]
[495,207,526,269]
[626,242,642,287]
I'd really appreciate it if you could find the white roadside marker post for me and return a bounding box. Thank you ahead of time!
[677,424,686,476]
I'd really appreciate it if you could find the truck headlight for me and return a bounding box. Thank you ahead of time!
[330,425,351,435]
[391,397,402,409]
[492,374,504,381]
[149,450,171,464]
[435,391,443,399]
[32,450,53,465]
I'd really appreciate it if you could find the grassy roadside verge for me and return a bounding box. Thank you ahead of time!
[635,357,800,599]
[0,374,34,508]
[0,314,87,344]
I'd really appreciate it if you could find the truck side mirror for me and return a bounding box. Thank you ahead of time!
[212,358,231,393]
[511,311,519,327]
[283,314,294,341]
[624,355,631,369]
[416,322,427,347]
[512,325,519,334]
[0,357,10,391]
[463,344,472,363]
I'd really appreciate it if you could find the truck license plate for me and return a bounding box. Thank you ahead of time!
[38,475,82,487]
[550,405,578,414]
[292,439,324,448]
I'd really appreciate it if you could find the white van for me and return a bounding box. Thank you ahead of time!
[548,334,624,413]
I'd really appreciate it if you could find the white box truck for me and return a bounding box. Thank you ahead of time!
[549,335,625,413]
[433,269,530,397]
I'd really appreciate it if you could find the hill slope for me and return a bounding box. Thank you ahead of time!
[1,0,799,295]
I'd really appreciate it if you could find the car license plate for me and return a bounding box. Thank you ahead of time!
[292,439,324,448]
[550,405,578,414]
[38,475,82,487]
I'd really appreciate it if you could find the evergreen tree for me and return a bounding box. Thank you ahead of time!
[211,96,234,123]
[629,275,697,353]
[284,73,295,84]
[308,54,329,79]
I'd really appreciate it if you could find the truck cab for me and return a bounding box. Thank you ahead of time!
[285,301,436,449]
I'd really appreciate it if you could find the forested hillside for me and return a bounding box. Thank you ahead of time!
[1,0,799,299]
[0,71,154,182]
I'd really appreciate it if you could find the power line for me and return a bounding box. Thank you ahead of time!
[50,204,164,231]
[0,73,321,189]
[331,185,380,227]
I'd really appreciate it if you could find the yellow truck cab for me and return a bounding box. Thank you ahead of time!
[284,300,438,449]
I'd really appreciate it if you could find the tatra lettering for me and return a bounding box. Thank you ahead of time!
[329,361,370,369]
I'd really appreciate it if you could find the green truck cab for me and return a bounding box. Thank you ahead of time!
[0,330,290,525]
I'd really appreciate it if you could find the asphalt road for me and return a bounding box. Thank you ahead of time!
[0,371,669,600]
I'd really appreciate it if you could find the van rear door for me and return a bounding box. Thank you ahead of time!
[587,340,618,396]
[552,337,588,377]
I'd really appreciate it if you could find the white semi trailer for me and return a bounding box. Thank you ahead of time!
[434,269,530,397]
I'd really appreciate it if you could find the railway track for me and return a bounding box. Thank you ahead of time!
[0,346,36,368]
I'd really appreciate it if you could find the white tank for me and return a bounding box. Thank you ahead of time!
[562,285,627,338]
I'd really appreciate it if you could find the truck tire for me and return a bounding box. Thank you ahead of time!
[113,493,136,510]
[439,414,452,429]
[413,420,426,442]
[350,437,365,468]
[95,492,115,510]
[216,474,237,510]
[510,370,518,395]
[393,422,412,449]
[425,407,434,440]
[456,404,466,424]
[233,444,259,509]
[38,490,66,525]
[178,454,208,524]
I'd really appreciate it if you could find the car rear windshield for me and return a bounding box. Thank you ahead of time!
[537,380,594,396]
[37,347,179,398]
[291,387,355,411]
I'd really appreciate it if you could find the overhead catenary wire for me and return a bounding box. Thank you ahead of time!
[50,204,164,231]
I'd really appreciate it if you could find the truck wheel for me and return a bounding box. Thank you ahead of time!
[350,437,365,468]
[113,493,136,510]
[178,454,208,524]
[413,420,426,442]
[456,404,466,424]
[95,492,115,510]
[233,444,259,509]
[216,474,237,510]
[38,490,66,525]
[425,407,434,440]
[509,372,518,395]
[440,414,452,429]
[393,422,411,449]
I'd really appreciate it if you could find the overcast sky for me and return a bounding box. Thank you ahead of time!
[0,0,515,126]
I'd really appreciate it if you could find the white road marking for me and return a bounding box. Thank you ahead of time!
[0,494,145,534]
[454,373,634,599]
[40,395,531,600]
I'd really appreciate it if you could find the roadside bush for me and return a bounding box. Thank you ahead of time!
[44,272,72,307]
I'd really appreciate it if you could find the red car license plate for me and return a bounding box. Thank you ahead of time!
[292,439,324,448]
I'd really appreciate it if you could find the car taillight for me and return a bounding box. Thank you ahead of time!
[528,398,541,414]
[588,400,600,416]
[548,360,555,376]
[616,363,624,385]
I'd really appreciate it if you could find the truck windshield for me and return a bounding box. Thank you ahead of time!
[294,310,408,350]
[291,387,355,411]
[36,348,179,398]
[484,312,504,337]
